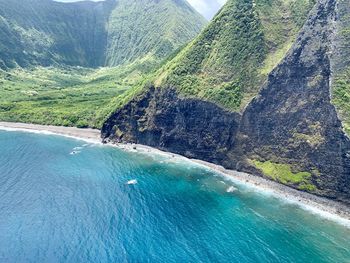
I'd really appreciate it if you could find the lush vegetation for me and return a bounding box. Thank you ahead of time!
[0,0,108,69]
[332,68,350,136]
[0,58,156,128]
[0,0,206,128]
[331,11,350,137]
[105,0,206,66]
[252,160,316,191]
[0,0,206,69]
[154,0,316,111]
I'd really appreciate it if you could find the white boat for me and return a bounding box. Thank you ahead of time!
[127,179,138,185]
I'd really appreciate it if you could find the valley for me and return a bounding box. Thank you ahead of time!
[0,62,153,128]
[0,0,206,128]
[1,0,350,261]
[1,0,350,211]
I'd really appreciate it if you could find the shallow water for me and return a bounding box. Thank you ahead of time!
[0,131,349,263]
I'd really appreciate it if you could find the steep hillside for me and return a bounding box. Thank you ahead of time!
[103,0,350,204]
[237,0,350,202]
[0,0,206,69]
[0,0,110,69]
[0,0,206,127]
[154,0,315,110]
[331,0,350,136]
[105,0,206,66]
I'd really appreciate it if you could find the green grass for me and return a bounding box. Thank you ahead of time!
[252,160,316,191]
[332,68,350,136]
[0,0,207,128]
[329,0,350,137]
[154,0,315,112]
[0,57,158,128]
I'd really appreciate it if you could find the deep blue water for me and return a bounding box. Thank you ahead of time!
[0,131,349,263]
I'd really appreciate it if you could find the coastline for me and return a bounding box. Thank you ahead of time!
[0,122,101,143]
[0,121,350,227]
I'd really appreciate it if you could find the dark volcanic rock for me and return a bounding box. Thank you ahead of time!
[236,0,350,203]
[102,0,350,204]
[102,87,241,165]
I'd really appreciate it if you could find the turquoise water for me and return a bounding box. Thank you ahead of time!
[0,131,349,263]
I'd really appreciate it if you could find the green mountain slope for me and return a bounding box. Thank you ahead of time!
[0,0,206,128]
[0,0,110,69]
[102,0,350,203]
[105,0,206,66]
[154,0,316,111]
[0,0,206,69]
[331,0,350,136]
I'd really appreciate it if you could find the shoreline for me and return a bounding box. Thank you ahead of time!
[0,121,350,227]
[0,122,101,143]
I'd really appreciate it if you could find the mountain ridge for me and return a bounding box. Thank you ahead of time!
[0,0,206,69]
[153,0,316,111]
[103,0,350,204]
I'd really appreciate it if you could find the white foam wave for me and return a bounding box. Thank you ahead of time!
[0,126,101,145]
[1,126,349,228]
[213,170,350,228]
[73,146,83,151]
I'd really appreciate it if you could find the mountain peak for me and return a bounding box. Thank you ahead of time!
[155,0,316,110]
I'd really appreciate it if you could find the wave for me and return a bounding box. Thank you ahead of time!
[0,126,101,145]
[1,125,349,228]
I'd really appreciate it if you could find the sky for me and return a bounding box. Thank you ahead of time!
[186,0,226,20]
[55,0,227,20]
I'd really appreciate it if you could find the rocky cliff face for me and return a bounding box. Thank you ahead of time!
[102,0,350,204]
[102,87,241,165]
[237,0,350,202]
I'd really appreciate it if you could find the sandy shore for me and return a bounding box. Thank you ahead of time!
[0,122,100,142]
[0,121,350,227]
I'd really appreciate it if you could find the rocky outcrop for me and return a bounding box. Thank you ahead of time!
[102,87,241,165]
[102,0,350,204]
[237,0,350,202]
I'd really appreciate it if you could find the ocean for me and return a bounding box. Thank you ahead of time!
[0,130,349,263]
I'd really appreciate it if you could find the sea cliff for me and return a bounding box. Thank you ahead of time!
[102,0,350,204]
